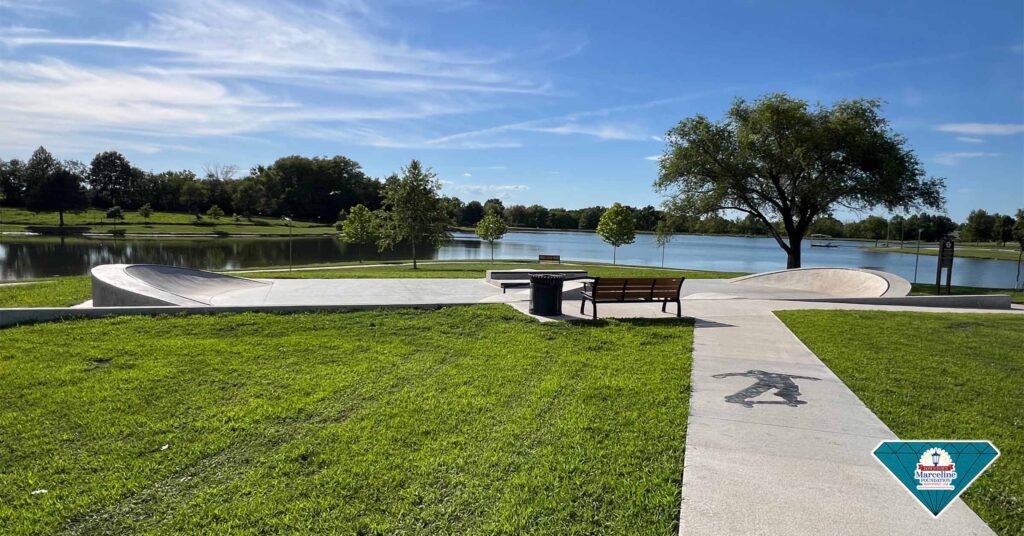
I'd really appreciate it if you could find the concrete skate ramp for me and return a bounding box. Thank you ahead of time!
[92,264,270,306]
[728,267,910,298]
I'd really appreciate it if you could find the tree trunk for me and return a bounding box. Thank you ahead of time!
[490,242,494,264]
[613,246,617,265]
[59,210,65,228]
[357,243,362,263]
[786,235,802,269]
[411,240,417,269]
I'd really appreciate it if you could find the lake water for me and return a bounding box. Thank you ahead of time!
[1,231,1020,289]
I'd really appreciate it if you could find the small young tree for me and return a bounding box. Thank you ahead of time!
[596,202,636,264]
[138,203,153,220]
[206,204,224,220]
[475,210,508,263]
[377,160,451,269]
[106,206,124,221]
[340,204,378,263]
[655,219,674,268]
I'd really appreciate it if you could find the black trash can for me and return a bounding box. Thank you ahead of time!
[529,274,564,315]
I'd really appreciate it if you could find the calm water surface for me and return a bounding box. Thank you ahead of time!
[1,231,1020,289]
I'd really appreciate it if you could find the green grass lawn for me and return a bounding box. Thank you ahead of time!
[0,276,92,307]
[777,310,1023,535]
[909,283,1023,304]
[867,244,1023,261]
[239,261,744,280]
[0,207,335,236]
[0,306,692,534]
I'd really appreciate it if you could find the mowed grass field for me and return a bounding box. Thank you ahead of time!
[867,244,1023,262]
[0,306,693,534]
[777,310,1024,535]
[0,207,334,235]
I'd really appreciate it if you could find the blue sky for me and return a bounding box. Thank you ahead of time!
[1,0,1021,220]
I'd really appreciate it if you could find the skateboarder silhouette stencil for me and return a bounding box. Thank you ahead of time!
[712,369,820,408]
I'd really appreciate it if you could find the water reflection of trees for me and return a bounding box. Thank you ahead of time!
[0,236,444,279]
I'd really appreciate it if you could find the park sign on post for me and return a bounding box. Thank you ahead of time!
[873,440,999,518]
[935,236,954,294]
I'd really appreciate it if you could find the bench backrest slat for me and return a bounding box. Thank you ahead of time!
[590,276,684,300]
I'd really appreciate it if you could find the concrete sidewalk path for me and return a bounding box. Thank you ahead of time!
[678,300,997,536]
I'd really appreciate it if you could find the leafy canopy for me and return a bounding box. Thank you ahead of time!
[655,93,944,268]
[597,202,636,248]
[475,210,508,243]
[340,204,378,246]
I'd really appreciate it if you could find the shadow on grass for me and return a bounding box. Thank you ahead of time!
[563,317,695,329]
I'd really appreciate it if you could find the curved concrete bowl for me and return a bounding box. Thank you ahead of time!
[92,264,270,306]
[728,267,911,298]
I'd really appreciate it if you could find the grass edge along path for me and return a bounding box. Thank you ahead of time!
[777,310,1023,535]
[0,306,693,534]
[0,261,743,308]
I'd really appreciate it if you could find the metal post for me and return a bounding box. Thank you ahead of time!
[913,228,922,283]
[283,216,293,272]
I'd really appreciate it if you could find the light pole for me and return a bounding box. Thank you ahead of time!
[913,228,923,283]
[282,216,293,272]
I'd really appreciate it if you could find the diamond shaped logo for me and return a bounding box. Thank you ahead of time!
[873,440,999,518]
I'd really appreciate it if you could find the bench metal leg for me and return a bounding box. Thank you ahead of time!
[580,298,586,315]
[661,301,667,313]
[676,300,681,317]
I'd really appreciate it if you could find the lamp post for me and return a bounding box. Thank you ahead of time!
[282,216,293,272]
[913,228,923,283]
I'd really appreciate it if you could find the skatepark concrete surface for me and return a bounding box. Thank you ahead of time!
[90,263,918,308]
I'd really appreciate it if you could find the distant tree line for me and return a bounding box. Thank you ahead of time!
[0,147,382,224]
[0,146,1019,247]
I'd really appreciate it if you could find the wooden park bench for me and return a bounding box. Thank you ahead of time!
[580,277,686,318]
[538,254,561,264]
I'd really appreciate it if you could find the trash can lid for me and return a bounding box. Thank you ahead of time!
[529,273,564,280]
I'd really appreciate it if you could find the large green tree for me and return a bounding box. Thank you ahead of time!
[475,209,508,263]
[0,158,27,206]
[24,148,87,227]
[596,202,636,264]
[655,94,945,268]
[961,209,995,243]
[88,151,138,208]
[377,160,451,269]
[340,204,379,263]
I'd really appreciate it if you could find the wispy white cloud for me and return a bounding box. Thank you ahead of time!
[0,0,567,153]
[954,136,985,143]
[462,172,472,177]
[936,123,1024,135]
[441,181,528,199]
[644,154,663,161]
[933,151,1000,165]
